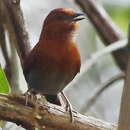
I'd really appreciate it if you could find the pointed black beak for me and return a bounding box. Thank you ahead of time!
[73,13,85,21]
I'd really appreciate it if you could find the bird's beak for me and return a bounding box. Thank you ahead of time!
[72,13,85,21]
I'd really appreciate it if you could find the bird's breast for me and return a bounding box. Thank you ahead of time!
[41,41,81,70]
[26,41,81,94]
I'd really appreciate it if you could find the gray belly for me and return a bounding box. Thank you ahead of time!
[26,69,69,95]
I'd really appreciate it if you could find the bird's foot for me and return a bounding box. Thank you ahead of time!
[61,92,74,122]
[65,100,73,122]
[24,88,36,105]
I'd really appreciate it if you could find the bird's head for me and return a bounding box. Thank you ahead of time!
[41,8,84,41]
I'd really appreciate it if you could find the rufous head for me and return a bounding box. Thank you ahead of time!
[40,8,84,42]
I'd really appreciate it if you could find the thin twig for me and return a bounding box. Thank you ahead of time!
[68,39,127,89]
[3,0,30,67]
[75,0,128,71]
[0,3,12,81]
[1,0,22,92]
[81,72,125,113]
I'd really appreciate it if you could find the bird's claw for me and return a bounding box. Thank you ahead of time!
[61,92,74,122]
[65,102,74,122]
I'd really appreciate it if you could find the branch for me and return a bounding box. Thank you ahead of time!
[0,0,24,91]
[2,0,30,67]
[0,2,13,81]
[0,94,116,130]
[0,17,12,81]
[81,72,125,113]
[118,24,130,130]
[75,0,128,71]
[68,39,127,89]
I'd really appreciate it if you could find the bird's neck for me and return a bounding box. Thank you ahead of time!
[39,28,76,43]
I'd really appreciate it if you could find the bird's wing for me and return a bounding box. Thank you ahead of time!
[23,50,47,77]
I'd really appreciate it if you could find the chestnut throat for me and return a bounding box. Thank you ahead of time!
[40,26,76,43]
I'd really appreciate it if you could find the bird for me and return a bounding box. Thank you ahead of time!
[23,8,84,121]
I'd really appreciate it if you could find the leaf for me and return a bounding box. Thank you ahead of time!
[0,66,10,94]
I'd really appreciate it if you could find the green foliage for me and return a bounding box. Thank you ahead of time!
[0,66,10,94]
[106,5,130,32]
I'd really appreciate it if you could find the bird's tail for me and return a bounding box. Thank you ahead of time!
[45,94,61,105]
